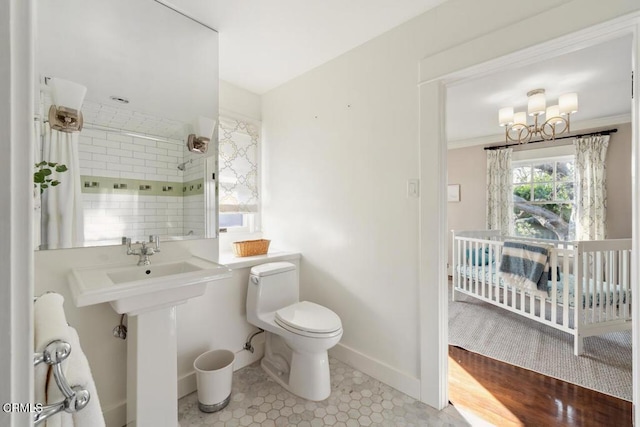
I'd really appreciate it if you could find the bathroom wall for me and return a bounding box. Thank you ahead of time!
[262,0,640,403]
[220,80,262,122]
[33,82,264,427]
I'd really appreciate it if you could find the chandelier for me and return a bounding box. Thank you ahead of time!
[498,89,578,144]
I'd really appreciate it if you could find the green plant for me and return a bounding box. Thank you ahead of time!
[34,161,68,194]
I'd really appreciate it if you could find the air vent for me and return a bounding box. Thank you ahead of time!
[109,96,130,104]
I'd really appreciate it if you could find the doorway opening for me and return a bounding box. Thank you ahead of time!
[418,12,640,427]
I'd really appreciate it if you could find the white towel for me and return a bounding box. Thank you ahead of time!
[34,293,105,427]
[46,327,105,427]
[34,293,68,408]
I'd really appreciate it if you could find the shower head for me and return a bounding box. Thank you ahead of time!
[177,159,193,171]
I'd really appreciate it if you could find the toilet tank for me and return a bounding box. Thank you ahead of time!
[247,262,299,320]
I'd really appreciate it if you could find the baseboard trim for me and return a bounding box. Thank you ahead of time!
[102,401,126,427]
[329,343,421,400]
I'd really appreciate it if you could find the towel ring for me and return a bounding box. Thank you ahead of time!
[33,340,90,425]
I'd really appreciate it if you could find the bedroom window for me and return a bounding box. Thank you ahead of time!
[512,156,574,241]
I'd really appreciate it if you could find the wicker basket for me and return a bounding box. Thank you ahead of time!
[232,239,271,257]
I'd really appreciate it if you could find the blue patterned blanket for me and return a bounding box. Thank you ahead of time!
[498,241,551,295]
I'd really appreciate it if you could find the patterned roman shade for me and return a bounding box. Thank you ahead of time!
[218,116,259,213]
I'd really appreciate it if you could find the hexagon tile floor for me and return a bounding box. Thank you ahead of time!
[178,357,468,427]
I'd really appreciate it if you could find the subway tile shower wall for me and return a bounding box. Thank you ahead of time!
[82,194,185,242]
[78,128,183,181]
[77,128,207,243]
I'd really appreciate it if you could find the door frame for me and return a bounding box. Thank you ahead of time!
[1,0,35,425]
[417,10,640,422]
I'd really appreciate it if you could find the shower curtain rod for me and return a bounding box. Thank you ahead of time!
[82,123,181,144]
[35,117,181,144]
[483,128,618,151]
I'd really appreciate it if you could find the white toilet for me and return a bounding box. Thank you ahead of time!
[246,262,343,401]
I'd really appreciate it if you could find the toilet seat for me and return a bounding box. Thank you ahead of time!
[275,301,342,338]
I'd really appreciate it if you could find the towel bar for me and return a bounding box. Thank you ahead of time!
[33,340,90,425]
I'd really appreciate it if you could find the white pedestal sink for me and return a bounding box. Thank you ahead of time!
[68,256,231,426]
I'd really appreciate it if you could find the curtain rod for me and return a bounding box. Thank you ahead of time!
[483,128,618,151]
[35,116,183,145]
[82,123,182,145]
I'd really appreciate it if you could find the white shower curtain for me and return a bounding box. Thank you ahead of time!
[41,125,84,249]
[574,135,609,241]
[486,148,513,235]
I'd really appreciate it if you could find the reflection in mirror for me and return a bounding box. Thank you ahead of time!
[34,0,219,250]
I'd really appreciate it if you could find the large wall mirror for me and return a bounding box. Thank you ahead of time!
[35,0,219,250]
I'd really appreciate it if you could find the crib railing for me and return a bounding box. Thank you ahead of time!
[451,230,632,355]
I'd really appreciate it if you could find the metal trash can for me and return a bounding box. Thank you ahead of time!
[193,349,235,413]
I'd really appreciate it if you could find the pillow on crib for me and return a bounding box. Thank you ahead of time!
[465,248,492,266]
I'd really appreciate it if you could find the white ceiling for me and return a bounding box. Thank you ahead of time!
[166,0,449,94]
[446,35,633,146]
[164,1,633,146]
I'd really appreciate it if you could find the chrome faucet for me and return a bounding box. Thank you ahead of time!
[125,235,161,266]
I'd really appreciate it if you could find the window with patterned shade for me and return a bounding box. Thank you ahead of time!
[218,116,260,230]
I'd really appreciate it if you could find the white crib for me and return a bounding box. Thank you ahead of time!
[451,230,632,355]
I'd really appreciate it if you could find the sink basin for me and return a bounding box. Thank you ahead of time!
[68,256,232,315]
[107,261,204,284]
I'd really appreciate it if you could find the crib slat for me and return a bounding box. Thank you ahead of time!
[487,242,497,301]
[483,242,488,298]
[456,235,461,294]
[597,251,603,323]
[608,251,615,320]
[474,241,479,296]
[562,248,570,327]
[622,250,629,319]
[463,239,469,293]
[588,252,594,324]
[574,252,593,324]
[551,250,558,325]
[467,239,472,294]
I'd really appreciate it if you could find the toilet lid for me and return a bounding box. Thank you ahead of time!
[275,301,342,334]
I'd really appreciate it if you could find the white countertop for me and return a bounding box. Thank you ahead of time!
[217,250,301,270]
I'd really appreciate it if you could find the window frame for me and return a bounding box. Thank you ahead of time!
[511,154,575,240]
[219,212,257,234]
[512,155,575,205]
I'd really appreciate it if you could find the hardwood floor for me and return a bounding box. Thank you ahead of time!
[449,345,632,427]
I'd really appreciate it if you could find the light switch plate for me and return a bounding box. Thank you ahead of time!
[407,179,419,198]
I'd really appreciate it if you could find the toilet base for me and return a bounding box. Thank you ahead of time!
[261,332,333,401]
[261,351,331,401]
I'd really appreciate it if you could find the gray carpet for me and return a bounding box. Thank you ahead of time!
[449,286,632,401]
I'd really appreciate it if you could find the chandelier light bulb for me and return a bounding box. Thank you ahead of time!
[527,89,546,116]
[559,92,578,115]
[545,105,562,124]
[513,111,528,129]
[498,107,514,126]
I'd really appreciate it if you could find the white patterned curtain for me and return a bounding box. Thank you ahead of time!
[574,135,609,241]
[486,148,513,235]
[218,116,259,213]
